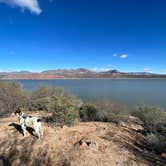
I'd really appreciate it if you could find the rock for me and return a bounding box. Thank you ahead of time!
[118,120,144,131]
[118,121,128,128]
[161,153,166,158]
[131,124,144,131]
[77,137,98,149]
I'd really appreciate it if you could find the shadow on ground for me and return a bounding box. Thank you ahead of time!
[0,155,11,166]
[9,123,38,138]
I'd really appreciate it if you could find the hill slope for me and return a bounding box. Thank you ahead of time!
[0,112,165,166]
[0,68,166,79]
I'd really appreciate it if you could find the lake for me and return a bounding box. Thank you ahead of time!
[1,79,166,108]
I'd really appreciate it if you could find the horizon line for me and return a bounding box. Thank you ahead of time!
[0,68,165,75]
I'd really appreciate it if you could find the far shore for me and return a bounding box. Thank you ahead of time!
[1,77,166,80]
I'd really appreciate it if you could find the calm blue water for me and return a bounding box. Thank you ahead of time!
[1,79,166,108]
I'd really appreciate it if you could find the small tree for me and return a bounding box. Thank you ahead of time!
[47,95,80,126]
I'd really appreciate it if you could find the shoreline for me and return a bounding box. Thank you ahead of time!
[1,77,166,80]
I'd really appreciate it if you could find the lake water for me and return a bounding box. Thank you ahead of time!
[2,79,166,108]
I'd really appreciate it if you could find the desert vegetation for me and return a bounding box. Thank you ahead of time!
[131,106,166,155]
[0,82,29,116]
[0,82,129,126]
[0,82,82,126]
[0,82,166,165]
[79,101,131,126]
[0,82,130,126]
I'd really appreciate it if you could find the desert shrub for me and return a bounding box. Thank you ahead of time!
[79,104,98,121]
[131,105,166,134]
[30,86,81,126]
[0,82,81,126]
[79,101,130,123]
[131,105,166,154]
[94,100,129,115]
[97,112,129,123]
[30,86,65,111]
[146,134,166,154]
[0,82,29,116]
[47,95,80,126]
[95,101,129,123]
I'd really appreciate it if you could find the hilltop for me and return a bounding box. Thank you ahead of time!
[0,111,165,166]
[0,68,166,80]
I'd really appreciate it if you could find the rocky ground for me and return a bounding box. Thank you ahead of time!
[0,112,165,166]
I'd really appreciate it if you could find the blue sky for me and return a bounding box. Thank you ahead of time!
[0,0,166,73]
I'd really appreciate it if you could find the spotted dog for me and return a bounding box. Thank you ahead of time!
[12,110,43,139]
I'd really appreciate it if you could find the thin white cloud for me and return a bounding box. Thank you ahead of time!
[143,68,152,73]
[91,67,113,72]
[0,0,42,14]
[120,54,128,59]
[112,53,117,57]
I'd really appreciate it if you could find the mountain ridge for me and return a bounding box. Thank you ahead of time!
[0,68,165,79]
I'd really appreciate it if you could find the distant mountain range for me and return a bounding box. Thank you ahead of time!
[0,68,165,79]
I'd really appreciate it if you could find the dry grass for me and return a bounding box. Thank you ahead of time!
[0,111,165,166]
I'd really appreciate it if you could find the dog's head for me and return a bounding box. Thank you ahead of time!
[12,108,24,117]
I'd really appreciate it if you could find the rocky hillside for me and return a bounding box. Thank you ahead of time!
[0,111,165,166]
[0,68,165,79]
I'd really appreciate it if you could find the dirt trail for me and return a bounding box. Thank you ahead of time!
[0,112,164,166]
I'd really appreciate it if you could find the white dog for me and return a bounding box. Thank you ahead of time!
[12,109,43,139]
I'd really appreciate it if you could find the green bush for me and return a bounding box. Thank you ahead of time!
[30,86,81,126]
[47,95,80,126]
[79,104,98,121]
